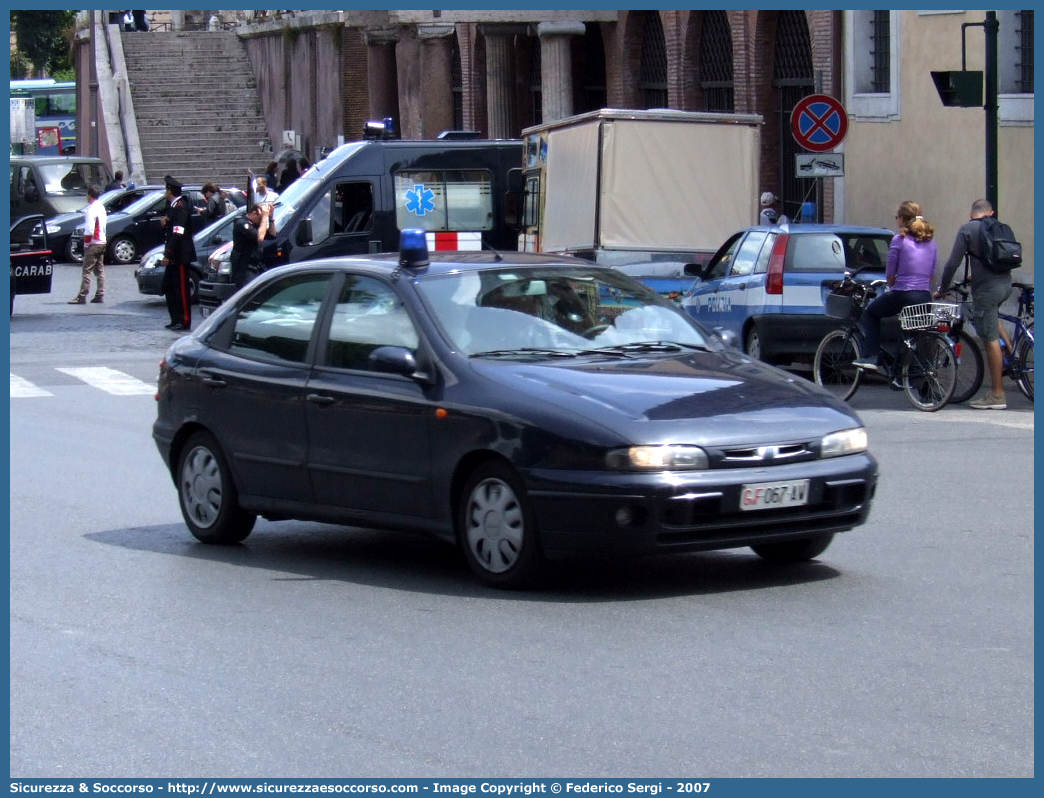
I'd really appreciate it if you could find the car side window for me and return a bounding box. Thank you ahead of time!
[228,273,333,364]
[785,234,848,274]
[706,234,743,281]
[728,231,769,277]
[752,232,778,274]
[323,276,418,372]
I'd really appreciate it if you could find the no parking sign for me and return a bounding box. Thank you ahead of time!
[790,94,848,153]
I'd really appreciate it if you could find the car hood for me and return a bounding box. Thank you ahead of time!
[45,211,87,232]
[470,350,861,444]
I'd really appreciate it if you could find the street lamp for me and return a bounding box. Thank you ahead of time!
[930,11,998,213]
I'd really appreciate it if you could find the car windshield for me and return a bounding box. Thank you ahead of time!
[116,191,166,217]
[267,143,366,229]
[414,265,714,357]
[37,162,111,196]
[196,206,244,243]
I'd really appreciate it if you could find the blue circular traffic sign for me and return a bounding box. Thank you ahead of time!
[791,94,848,153]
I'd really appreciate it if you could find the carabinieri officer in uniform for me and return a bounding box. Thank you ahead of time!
[160,174,196,331]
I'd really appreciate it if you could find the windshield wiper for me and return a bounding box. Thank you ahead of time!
[470,348,579,359]
[585,341,709,355]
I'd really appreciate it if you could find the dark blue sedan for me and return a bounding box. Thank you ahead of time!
[153,232,878,588]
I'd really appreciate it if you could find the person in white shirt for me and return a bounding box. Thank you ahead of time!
[253,175,279,204]
[759,191,789,226]
[69,185,107,304]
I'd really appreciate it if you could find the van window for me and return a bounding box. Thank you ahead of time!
[309,182,374,243]
[394,170,494,232]
[522,175,540,228]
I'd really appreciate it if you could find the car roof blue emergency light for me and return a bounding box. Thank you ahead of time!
[399,228,429,269]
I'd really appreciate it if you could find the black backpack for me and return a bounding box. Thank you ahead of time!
[979,216,1022,272]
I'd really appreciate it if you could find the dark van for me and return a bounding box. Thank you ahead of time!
[9,156,112,243]
[198,132,522,314]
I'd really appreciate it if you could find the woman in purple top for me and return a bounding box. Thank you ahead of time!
[853,200,938,372]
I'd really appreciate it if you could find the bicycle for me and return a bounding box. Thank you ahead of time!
[812,271,961,411]
[942,280,1034,402]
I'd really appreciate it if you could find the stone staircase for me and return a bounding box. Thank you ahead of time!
[120,30,271,187]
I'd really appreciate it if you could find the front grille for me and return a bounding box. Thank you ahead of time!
[719,442,810,465]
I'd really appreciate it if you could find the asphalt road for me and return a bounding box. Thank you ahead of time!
[8,263,1035,777]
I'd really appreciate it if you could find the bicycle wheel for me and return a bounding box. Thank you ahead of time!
[901,332,957,411]
[1014,336,1034,401]
[813,328,862,402]
[950,329,985,404]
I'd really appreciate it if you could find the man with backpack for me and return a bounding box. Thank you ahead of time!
[935,199,1020,410]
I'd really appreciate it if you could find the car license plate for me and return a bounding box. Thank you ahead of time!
[739,479,810,511]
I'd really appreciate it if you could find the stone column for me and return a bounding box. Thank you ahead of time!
[537,21,585,123]
[417,23,456,137]
[479,24,523,139]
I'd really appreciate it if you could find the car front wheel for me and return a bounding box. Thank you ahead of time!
[177,431,256,544]
[108,235,138,265]
[458,462,544,589]
[751,533,834,563]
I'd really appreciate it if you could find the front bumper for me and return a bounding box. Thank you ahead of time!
[524,453,877,558]
[198,276,237,315]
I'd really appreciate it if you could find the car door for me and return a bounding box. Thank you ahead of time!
[195,271,337,503]
[683,230,744,330]
[303,272,437,519]
[295,180,382,262]
[712,229,775,336]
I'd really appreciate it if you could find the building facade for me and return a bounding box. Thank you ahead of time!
[840,9,1033,278]
[229,9,844,224]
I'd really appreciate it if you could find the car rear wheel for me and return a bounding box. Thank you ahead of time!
[177,431,256,544]
[751,533,834,563]
[108,235,138,265]
[64,238,79,263]
[458,461,544,589]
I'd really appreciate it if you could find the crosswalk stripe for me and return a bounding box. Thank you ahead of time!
[10,373,54,398]
[55,367,156,395]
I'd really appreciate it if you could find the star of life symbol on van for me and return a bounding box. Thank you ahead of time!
[405,184,436,216]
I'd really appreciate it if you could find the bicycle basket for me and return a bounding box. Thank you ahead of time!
[898,302,959,330]
[825,292,860,320]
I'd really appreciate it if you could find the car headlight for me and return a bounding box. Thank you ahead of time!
[141,252,161,271]
[606,445,709,471]
[819,427,868,458]
[45,224,61,235]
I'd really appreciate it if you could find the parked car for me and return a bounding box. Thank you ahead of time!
[135,207,246,303]
[153,230,878,589]
[71,186,246,265]
[32,184,164,263]
[10,214,54,315]
[9,155,112,244]
[681,223,894,365]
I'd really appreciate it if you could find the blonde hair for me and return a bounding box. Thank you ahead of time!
[897,200,934,242]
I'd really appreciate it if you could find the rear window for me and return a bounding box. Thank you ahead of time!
[786,232,891,274]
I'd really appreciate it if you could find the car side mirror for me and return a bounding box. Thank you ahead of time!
[297,218,313,246]
[684,262,706,279]
[368,346,433,384]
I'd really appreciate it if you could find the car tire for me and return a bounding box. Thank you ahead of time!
[458,461,544,589]
[177,431,256,544]
[751,533,834,563]
[108,235,138,265]
[64,238,79,264]
[189,270,201,305]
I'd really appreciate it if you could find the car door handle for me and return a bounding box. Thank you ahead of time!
[306,393,335,406]
[198,373,226,388]
[737,282,747,290]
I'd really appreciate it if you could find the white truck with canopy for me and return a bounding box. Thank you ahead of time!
[519,108,762,297]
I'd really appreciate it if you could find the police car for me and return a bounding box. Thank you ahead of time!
[681,223,894,365]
